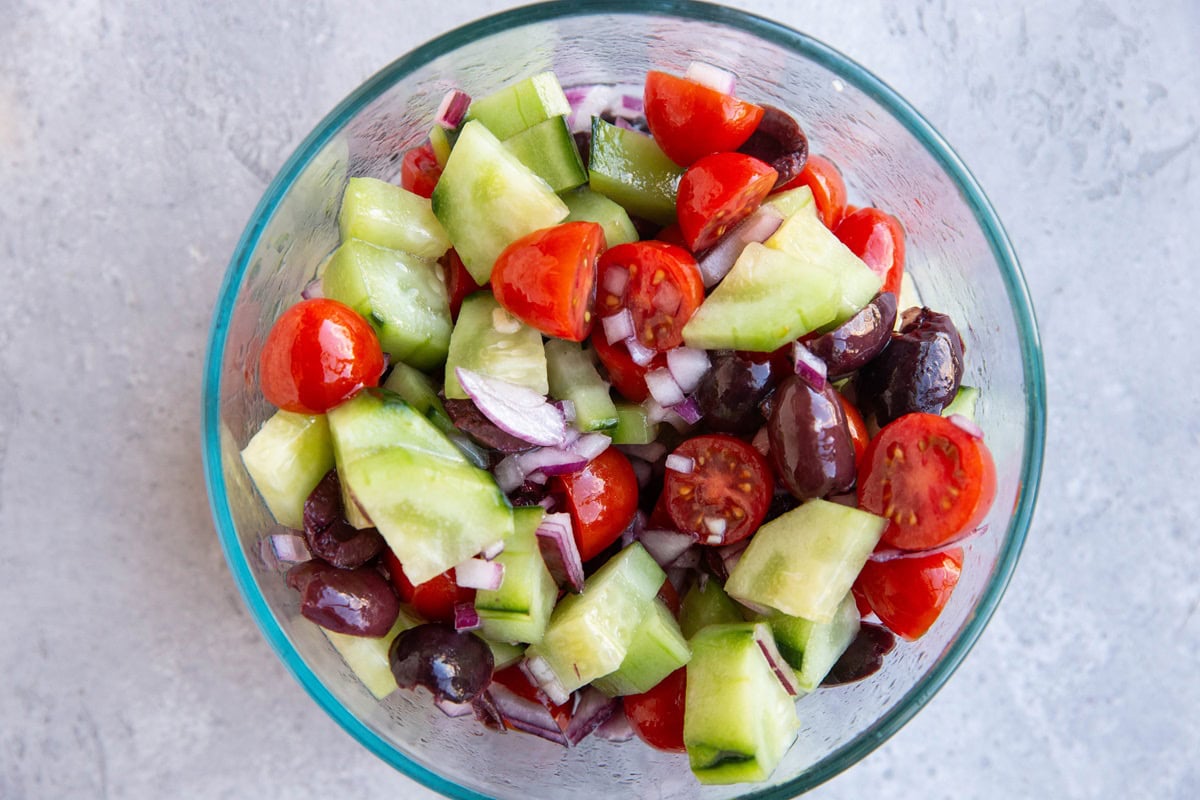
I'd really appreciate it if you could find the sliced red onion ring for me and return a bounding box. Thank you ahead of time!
[615,117,636,131]
[624,335,657,366]
[481,540,506,560]
[564,688,620,745]
[697,206,784,288]
[268,532,312,564]
[527,472,548,485]
[435,89,471,129]
[602,309,635,344]
[454,601,481,632]
[948,413,984,439]
[668,396,703,425]
[645,368,685,407]
[792,341,828,391]
[455,367,567,447]
[434,696,476,718]
[639,529,697,568]
[618,442,667,463]
[555,399,577,423]
[570,432,612,462]
[665,454,694,474]
[594,706,636,742]
[301,277,324,300]
[521,655,570,706]
[455,557,505,591]
[666,347,711,393]
[751,426,770,456]
[536,513,585,592]
[704,516,727,540]
[754,625,802,696]
[487,682,569,746]
[685,61,736,95]
[515,447,589,478]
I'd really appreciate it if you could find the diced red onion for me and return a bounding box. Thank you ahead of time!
[629,457,652,488]
[948,413,984,439]
[617,442,667,463]
[564,688,619,745]
[751,426,770,456]
[615,117,635,131]
[792,341,828,391]
[716,540,748,578]
[697,206,785,288]
[515,447,589,478]
[301,277,324,300]
[666,566,692,593]
[268,532,312,564]
[492,306,522,334]
[564,86,590,106]
[624,335,657,366]
[455,367,567,447]
[527,471,547,485]
[737,596,776,617]
[569,432,612,462]
[639,529,697,568]
[668,396,703,425]
[494,455,526,493]
[754,625,802,696]
[434,696,476,718]
[481,539,506,560]
[665,454,694,474]
[652,280,682,315]
[537,495,557,511]
[554,399,577,423]
[594,706,636,742]
[620,510,647,549]
[666,347,711,393]
[522,655,570,706]
[621,94,644,113]
[454,601,481,632]
[672,547,702,570]
[455,557,505,591]
[602,265,629,296]
[602,309,634,344]
[487,682,569,746]
[685,61,736,95]
[645,368,685,407]
[704,516,727,540]
[435,89,471,129]
[536,513,585,592]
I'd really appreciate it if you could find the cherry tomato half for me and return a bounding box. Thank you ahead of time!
[857,413,996,551]
[440,248,480,322]
[677,152,778,252]
[491,665,573,733]
[552,447,639,562]
[623,667,686,752]
[835,207,906,296]
[655,223,689,249]
[400,142,442,199]
[858,548,964,640]
[590,332,665,404]
[836,391,871,467]
[259,298,384,414]
[644,71,764,167]
[663,434,773,546]
[778,154,847,229]
[597,241,704,351]
[383,550,474,625]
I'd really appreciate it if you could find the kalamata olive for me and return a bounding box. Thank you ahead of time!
[768,375,856,501]
[807,292,899,379]
[694,351,781,435]
[285,561,399,637]
[442,397,536,453]
[737,105,809,188]
[855,306,964,426]
[388,623,495,703]
[303,471,386,569]
[821,623,897,686]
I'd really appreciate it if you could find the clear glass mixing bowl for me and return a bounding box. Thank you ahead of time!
[202,2,1045,797]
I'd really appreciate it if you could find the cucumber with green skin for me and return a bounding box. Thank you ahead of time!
[338,176,450,260]
[592,598,691,696]
[545,339,618,432]
[466,72,571,140]
[561,185,639,247]
[443,292,548,399]
[767,590,861,693]
[240,410,333,530]
[503,115,588,193]
[610,402,658,445]
[475,506,559,646]
[588,117,683,227]
[679,578,745,640]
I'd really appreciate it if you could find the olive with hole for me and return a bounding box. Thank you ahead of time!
[806,292,898,379]
[854,306,964,426]
[389,623,495,703]
[767,375,856,501]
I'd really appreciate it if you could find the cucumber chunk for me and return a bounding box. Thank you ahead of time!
[444,292,549,399]
[338,176,450,260]
[767,591,861,693]
[475,506,558,645]
[762,184,816,219]
[484,638,525,671]
[381,361,454,433]
[561,186,639,247]
[682,242,840,351]
[432,120,568,284]
[504,116,588,192]
[327,389,464,466]
[725,499,886,623]
[588,117,683,226]
[545,339,618,432]
[684,623,799,785]
[466,71,571,140]
[240,411,334,530]
[525,543,665,695]
[323,606,422,699]
[610,402,659,445]
[428,126,452,167]
[322,239,452,371]
[679,578,744,640]
[593,598,691,696]
[942,385,980,421]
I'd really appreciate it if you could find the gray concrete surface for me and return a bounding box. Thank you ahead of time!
[2,0,1197,797]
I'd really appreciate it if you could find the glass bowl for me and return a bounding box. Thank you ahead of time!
[202,1,1045,797]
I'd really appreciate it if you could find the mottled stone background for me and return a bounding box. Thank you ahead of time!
[1,0,1196,797]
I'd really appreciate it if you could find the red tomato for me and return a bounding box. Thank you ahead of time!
[259,298,384,414]
[778,154,847,229]
[491,665,573,733]
[644,71,764,166]
[597,241,704,351]
[441,249,480,322]
[655,223,689,249]
[590,332,664,404]
[383,550,474,625]
[657,579,681,616]
[851,578,873,617]
[836,391,871,467]
[858,548,964,640]
[552,447,639,562]
[677,153,778,252]
[835,207,906,296]
[858,413,997,551]
[663,435,773,545]
[623,667,686,752]
[400,143,442,199]
[491,222,604,341]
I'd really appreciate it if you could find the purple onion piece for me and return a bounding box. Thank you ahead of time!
[269,532,312,564]
[594,706,636,742]
[487,683,569,746]
[454,557,505,591]
[564,688,620,745]
[638,529,697,568]
[668,396,703,425]
[434,696,476,718]
[435,89,471,129]
[792,341,828,391]
[697,206,784,288]
[454,368,567,447]
[301,277,324,300]
[754,625,802,696]
[454,601,481,632]
[536,513,585,592]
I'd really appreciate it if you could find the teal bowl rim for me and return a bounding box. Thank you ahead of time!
[202,1,1046,797]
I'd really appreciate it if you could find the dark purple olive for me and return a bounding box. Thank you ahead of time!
[303,471,385,569]
[807,292,899,379]
[285,561,399,637]
[442,397,536,453]
[855,306,965,426]
[768,375,856,501]
[389,623,495,703]
[573,131,591,171]
[762,486,802,524]
[694,351,781,435]
[737,105,809,188]
[821,623,897,686]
